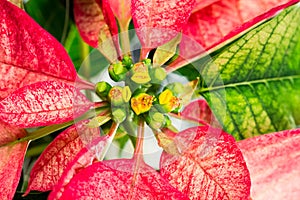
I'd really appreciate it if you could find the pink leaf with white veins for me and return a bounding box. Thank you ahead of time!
[0,121,28,200]
[58,159,188,199]
[0,0,78,99]
[0,81,92,127]
[24,121,100,195]
[238,129,300,200]
[160,126,251,200]
[131,0,195,49]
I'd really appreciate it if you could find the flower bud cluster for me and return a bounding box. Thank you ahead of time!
[95,56,183,130]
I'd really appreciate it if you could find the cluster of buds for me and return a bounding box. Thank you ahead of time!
[95,56,184,130]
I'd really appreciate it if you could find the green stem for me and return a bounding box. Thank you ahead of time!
[0,107,110,148]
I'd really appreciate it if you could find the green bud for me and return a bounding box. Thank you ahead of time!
[108,62,128,81]
[122,86,132,103]
[122,55,133,70]
[146,110,166,130]
[143,58,152,66]
[166,82,184,96]
[112,108,126,123]
[131,62,151,84]
[108,86,125,106]
[150,67,167,84]
[95,81,112,100]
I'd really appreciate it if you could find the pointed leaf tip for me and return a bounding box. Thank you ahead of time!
[160,126,251,200]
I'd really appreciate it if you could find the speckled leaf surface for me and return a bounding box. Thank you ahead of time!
[58,159,188,199]
[0,0,77,99]
[131,0,195,48]
[160,126,251,200]
[49,136,115,200]
[0,121,28,200]
[0,81,92,127]
[185,0,293,50]
[238,129,300,200]
[198,3,300,139]
[25,121,100,194]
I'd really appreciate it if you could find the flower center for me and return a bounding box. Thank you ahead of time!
[95,56,183,130]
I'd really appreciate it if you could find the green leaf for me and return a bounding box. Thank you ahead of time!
[198,3,300,140]
[24,0,68,42]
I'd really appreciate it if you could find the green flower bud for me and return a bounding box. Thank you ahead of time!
[108,86,125,106]
[165,82,184,96]
[108,61,128,81]
[95,81,112,100]
[122,55,133,70]
[112,107,126,123]
[150,67,167,84]
[131,62,151,84]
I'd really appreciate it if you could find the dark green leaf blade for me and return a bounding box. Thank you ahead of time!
[198,3,300,140]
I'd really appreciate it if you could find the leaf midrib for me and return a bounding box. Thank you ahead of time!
[199,75,300,93]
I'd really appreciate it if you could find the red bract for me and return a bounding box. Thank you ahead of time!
[238,129,300,200]
[107,0,131,26]
[57,159,188,199]
[0,81,92,127]
[0,121,28,199]
[131,0,195,49]
[181,99,218,126]
[24,121,100,194]
[185,0,293,50]
[74,0,118,47]
[0,0,79,99]
[160,126,251,200]
[48,136,111,200]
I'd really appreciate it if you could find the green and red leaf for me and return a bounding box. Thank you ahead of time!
[160,126,251,200]
[238,129,300,200]
[0,121,28,200]
[0,81,92,127]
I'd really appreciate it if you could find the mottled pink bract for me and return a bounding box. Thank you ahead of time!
[59,159,188,199]
[238,129,300,200]
[160,126,251,200]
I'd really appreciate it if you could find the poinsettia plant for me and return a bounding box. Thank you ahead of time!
[0,0,299,199]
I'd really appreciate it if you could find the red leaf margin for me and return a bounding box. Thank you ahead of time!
[160,126,251,199]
